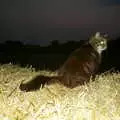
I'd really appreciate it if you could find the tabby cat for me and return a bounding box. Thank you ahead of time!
[20,32,108,91]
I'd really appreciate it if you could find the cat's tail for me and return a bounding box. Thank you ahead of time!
[19,75,61,92]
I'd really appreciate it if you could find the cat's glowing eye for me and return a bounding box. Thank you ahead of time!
[101,41,104,44]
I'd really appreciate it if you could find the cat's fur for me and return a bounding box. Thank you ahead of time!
[20,32,108,91]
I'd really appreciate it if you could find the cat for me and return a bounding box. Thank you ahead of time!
[20,32,108,91]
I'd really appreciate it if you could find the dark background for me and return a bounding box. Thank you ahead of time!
[0,0,120,72]
[0,0,120,45]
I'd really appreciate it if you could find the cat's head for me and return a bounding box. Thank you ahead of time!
[89,32,108,54]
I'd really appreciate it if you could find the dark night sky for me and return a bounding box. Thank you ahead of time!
[0,0,120,46]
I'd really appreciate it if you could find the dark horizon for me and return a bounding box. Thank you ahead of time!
[0,0,120,46]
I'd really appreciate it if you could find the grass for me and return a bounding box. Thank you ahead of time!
[0,64,120,120]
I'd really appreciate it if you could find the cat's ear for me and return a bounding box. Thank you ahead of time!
[95,32,100,38]
[103,33,110,42]
[103,34,109,39]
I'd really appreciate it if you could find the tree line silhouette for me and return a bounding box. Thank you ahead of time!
[0,37,120,71]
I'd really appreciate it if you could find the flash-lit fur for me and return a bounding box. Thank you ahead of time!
[20,32,108,91]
